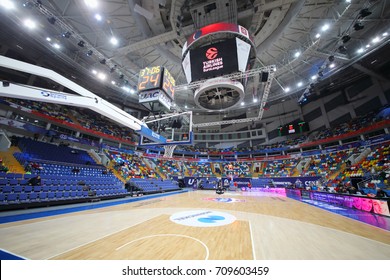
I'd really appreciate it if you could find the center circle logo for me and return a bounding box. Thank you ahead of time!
[170,210,236,227]
[203,197,246,203]
[205,47,218,60]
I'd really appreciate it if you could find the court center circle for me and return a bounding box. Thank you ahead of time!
[170,210,236,227]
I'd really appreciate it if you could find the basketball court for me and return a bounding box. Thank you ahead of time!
[0,189,389,260]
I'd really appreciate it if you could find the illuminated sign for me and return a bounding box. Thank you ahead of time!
[278,121,309,136]
[137,66,162,92]
[190,38,238,81]
[137,66,175,103]
[183,22,254,56]
[138,89,172,110]
[139,90,161,102]
[162,67,175,99]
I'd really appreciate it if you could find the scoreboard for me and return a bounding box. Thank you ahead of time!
[278,121,309,136]
[137,66,162,92]
[137,66,175,99]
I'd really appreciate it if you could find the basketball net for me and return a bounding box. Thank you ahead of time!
[163,145,177,158]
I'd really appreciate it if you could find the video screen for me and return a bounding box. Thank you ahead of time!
[190,38,238,81]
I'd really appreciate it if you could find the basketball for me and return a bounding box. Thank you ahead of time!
[205,47,218,60]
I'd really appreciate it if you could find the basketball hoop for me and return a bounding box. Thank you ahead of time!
[163,145,177,158]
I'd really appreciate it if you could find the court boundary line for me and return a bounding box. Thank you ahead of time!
[249,221,256,260]
[116,233,210,260]
[0,247,28,260]
[44,214,161,260]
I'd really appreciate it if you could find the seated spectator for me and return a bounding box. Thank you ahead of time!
[24,162,32,173]
[347,186,358,195]
[28,175,41,186]
[375,188,388,198]
[31,162,43,172]
[0,161,9,172]
[72,167,80,174]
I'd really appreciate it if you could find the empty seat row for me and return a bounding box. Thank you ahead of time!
[0,188,128,205]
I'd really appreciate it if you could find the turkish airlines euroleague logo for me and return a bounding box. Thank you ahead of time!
[206,47,218,60]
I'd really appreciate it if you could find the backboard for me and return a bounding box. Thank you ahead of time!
[139,111,193,147]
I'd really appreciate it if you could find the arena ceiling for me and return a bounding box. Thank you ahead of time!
[0,0,389,123]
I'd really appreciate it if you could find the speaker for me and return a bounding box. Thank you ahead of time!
[261,72,269,82]
[2,81,10,87]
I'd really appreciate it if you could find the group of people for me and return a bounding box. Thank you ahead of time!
[24,162,43,173]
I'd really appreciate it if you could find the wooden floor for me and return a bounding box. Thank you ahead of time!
[0,190,389,260]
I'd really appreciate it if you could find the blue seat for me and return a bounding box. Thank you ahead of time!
[14,185,23,193]
[33,186,42,192]
[47,192,55,200]
[24,185,33,192]
[29,192,38,201]
[19,179,28,185]
[55,192,63,199]
[39,192,48,200]
[9,179,18,185]
[0,193,6,204]
[70,191,77,198]
[44,179,52,185]
[63,191,70,199]
[6,173,17,179]
[0,178,8,185]
[19,193,28,202]
[7,193,18,203]
[2,185,12,193]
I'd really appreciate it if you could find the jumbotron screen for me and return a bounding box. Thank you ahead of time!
[190,38,238,82]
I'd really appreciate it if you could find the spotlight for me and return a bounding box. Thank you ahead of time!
[47,17,56,25]
[341,35,351,44]
[318,71,323,77]
[338,45,347,54]
[86,50,93,56]
[2,81,10,87]
[100,59,106,64]
[353,22,364,31]
[328,55,335,62]
[359,8,372,19]
[119,74,124,79]
[62,31,71,38]
[78,40,85,47]
[23,1,34,9]
[110,67,115,73]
